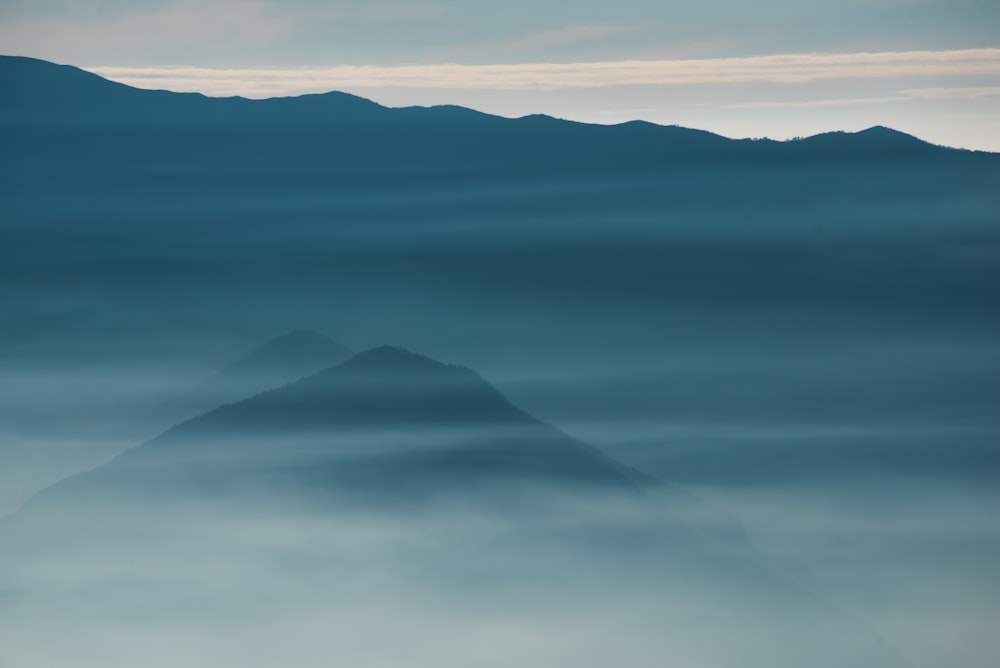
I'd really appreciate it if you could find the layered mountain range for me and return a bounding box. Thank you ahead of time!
[20,344,649,521]
[0,54,971,167]
[4,55,980,663]
[0,334,909,668]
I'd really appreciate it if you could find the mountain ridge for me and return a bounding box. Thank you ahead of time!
[209,329,353,392]
[0,54,967,155]
[16,345,654,520]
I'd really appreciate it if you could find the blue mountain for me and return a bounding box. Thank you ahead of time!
[0,54,949,162]
[20,346,651,519]
[197,329,353,402]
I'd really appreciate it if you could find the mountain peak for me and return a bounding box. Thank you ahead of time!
[787,124,943,158]
[184,330,355,410]
[337,345,457,374]
[857,124,905,135]
[854,125,923,143]
[1,54,135,110]
[0,54,94,78]
[221,330,351,376]
[54,346,648,505]
[0,55,387,125]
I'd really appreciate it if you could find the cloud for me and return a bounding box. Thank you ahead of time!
[900,86,1000,99]
[87,48,1000,97]
[510,24,631,50]
[718,85,1000,110]
[415,22,634,63]
[724,96,907,109]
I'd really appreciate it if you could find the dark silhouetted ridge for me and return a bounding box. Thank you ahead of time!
[0,54,970,159]
[856,125,920,141]
[218,329,352,384]
[0,54,389,125]
[335,345,453,374]
[190,344,539,434]
[164,330,354,419]
[0,54,129,104]
[20,347,651,516]
[788,124,945,160]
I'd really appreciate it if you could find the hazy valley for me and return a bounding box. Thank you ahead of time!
[1,54,998,667]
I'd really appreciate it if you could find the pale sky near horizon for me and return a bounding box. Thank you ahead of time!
[2,0,998,150]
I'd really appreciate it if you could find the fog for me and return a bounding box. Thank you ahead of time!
[2,59,998,667]
[686,481,1000,668]
[4,466,996,667]
[2,347,997,667]
[1,480,911,668]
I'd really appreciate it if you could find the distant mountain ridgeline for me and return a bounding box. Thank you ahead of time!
[0,55,991,668]
[0,53,997,478]
[0,53,973,174]
[191,329,352,405]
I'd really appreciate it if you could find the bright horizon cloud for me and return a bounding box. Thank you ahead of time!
[90,49,1000,94]
[4,1,997,149]
[85,47,1000,151]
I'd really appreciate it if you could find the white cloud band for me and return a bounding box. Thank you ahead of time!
[87,48,1000,98]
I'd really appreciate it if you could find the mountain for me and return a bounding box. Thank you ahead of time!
[0,54,989,668]
[0,54,389,126]
[0,54,996,430]
[2,345,910,668]
[1,54,997,513]
[196,329,352,403]
[787,124,944,159]
[20,346,650,518]
[139,329,353,436]
[0,54,954,163]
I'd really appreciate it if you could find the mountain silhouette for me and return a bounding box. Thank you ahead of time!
[3,346,910,668]
[145,329,354,430]
[2,53,997,510]
[0,54,388,126]
[789,124,943,159]
[21,346,651,517]
[0,54,954,163]
[0,53,987,668]
[200,329,352,400]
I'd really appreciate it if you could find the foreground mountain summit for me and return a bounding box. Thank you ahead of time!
[191,329,353,407]
[20,346,648,520]
[1,344,908,668]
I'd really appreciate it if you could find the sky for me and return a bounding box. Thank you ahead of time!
[1,0,999,149]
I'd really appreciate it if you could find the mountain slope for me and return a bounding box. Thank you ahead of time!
[1,346,910,668]
[198,329,353,402]
[20,346,650,517]
[0,54,390,125]
[0,54,952,161]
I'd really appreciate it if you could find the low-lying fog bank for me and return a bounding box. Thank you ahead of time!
[2,484,910,668]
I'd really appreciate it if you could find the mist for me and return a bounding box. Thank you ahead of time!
[0,481,910,668]
[2,56,998,668]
